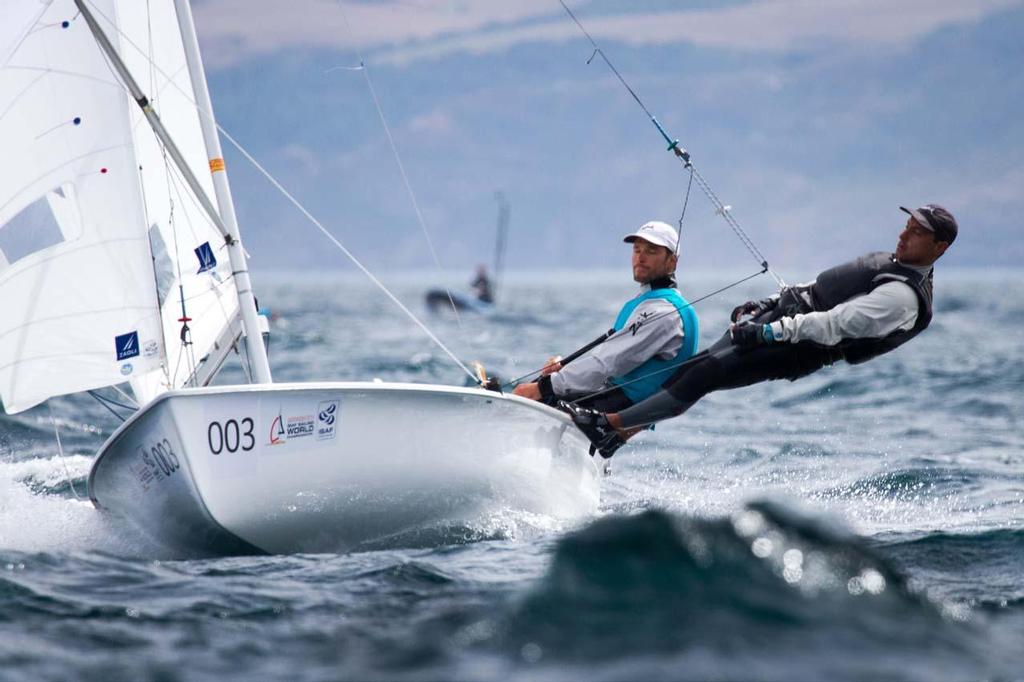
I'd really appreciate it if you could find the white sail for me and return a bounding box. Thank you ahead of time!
[0,0,238,413]
[117,0,239,405]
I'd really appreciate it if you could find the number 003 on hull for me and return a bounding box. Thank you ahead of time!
[88,382,602,556]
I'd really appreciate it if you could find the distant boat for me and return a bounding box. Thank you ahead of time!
[426,191,510,315]
[425,288,495,314]
[0,0,599,556]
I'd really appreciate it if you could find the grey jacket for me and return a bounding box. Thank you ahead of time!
[550,284,685,397]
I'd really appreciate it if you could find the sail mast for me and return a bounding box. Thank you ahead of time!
[171,0,271,384]
[72,0,272,384]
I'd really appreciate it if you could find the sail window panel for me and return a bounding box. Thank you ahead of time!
[147,222,175,308]
[0,183,82,269]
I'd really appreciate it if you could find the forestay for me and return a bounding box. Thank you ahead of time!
[0,0,237,414]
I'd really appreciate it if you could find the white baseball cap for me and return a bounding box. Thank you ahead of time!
[623,221,678,253]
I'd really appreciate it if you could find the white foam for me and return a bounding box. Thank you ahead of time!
[0,455,157,556]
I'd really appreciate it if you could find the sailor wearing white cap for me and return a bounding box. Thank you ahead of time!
[513,221,699,414]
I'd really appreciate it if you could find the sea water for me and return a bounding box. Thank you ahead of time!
[1,269,1022,681]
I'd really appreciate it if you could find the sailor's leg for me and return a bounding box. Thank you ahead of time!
[576,387,634,413]
[614,343,813,429]
[614,390,694,429]
[614,351,719,428]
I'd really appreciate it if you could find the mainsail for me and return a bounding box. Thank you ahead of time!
[0,0,238,413]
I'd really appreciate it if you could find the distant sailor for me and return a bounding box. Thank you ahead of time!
[514,221,699,412]
[471,264,494,304]
[568,205,959,456]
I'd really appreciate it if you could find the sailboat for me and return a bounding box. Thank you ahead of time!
[424,192,510,315]
[0,0,599,556]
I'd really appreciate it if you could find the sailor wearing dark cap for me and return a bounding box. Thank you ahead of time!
[568,205,959,456]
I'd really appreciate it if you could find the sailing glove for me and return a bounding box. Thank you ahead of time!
[537,374,555,401]
[731,321,774,349]
[556,401,626,458]
[730,297,778,323]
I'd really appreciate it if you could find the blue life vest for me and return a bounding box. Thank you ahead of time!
[609,287,698,403]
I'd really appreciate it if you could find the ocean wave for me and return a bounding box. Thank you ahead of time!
[819,467,984,501]
[876,529,1024,608]
[501,503,989,679]
[353,561,455,587]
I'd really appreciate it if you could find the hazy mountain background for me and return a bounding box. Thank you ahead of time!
[193,0,1023,278]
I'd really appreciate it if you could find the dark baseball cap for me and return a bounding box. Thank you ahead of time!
[900,204,958,244]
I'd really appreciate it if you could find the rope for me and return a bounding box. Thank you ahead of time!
[73,0,479,386]
[88,390,130,421]
[213,126,479,384]
[676,166,694,256]
[48,403,82,500]
[569,351,707,409]
[327,1,464,323]
[109,384,138,408]
[556,0,786,289]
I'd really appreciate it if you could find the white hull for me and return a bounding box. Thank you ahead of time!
[88,382,601,556]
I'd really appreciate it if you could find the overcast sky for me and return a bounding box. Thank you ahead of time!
[190,0,1023,276]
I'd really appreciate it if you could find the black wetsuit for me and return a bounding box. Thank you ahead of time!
[615,252,933,429]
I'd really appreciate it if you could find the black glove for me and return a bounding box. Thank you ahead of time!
[730,297,777,323]
[730,321,773,349]
[556,401,626,458]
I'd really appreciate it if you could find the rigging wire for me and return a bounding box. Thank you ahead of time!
[109,384,138,408]
[676,165,694,255]
[88,390,136,416]
[213,125,479,384]
[328,2,464,326]
[75,0,479,386]
[556,0,786,289]
[48,403,83,500]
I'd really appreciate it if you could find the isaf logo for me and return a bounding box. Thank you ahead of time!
[319,402,337,426]
[317,400,340,440]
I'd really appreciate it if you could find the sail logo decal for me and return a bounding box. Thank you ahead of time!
[268,411,315,445]
[115,331,139,360]
[269,410,286,445]
[317,400,340,440]
[195,241,217,273]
